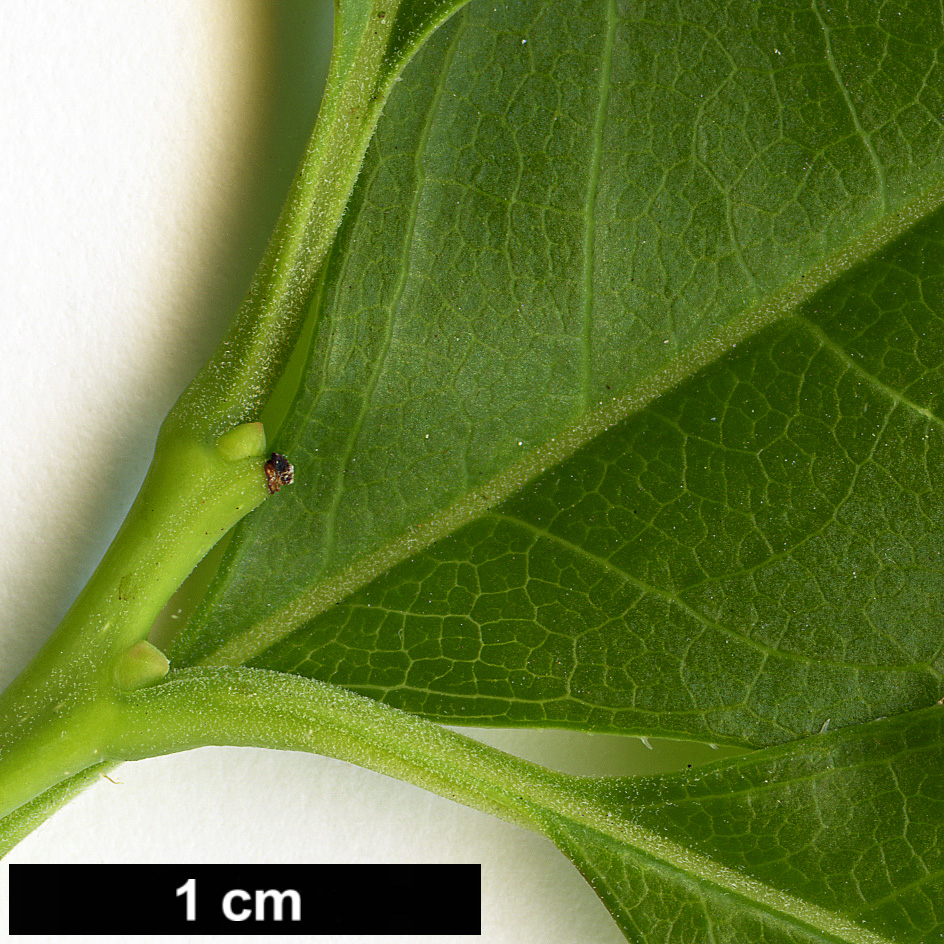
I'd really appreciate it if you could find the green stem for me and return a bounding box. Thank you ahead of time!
[169,0,474,438]
[0,698,120,819]
[106,666,599,837]
[0,422,271,821]
[0,0,476,850]
[0,763,119,859]
[170,3,403,437]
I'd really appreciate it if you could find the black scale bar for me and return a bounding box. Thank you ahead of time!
[9,863,481,935]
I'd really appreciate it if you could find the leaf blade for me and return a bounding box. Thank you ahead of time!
[198,215,944,744]
[549,706,944,943]
[172,0,944,747]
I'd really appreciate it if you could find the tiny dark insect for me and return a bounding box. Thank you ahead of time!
[264,452,295,493]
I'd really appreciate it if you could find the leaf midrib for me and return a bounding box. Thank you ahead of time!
[196,181,944,669]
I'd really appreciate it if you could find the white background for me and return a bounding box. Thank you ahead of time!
[0,4,725,941]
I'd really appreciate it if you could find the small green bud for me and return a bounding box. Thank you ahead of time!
[215,422,266,461]
[112,640,170,692]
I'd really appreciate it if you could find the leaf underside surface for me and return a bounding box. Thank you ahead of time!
[555,706,944,944]
[171,0,944,751]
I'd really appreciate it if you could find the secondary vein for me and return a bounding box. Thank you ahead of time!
[580,0,618,411]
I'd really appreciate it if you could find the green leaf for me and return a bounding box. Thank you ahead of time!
[170,0,944,748]
[549,705,944,944]
[261,213,944,746]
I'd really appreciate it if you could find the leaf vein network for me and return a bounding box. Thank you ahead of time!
[318,17,469,567]
[486,511,921,673]
[796,312,944,431]
[811,0,889,213]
